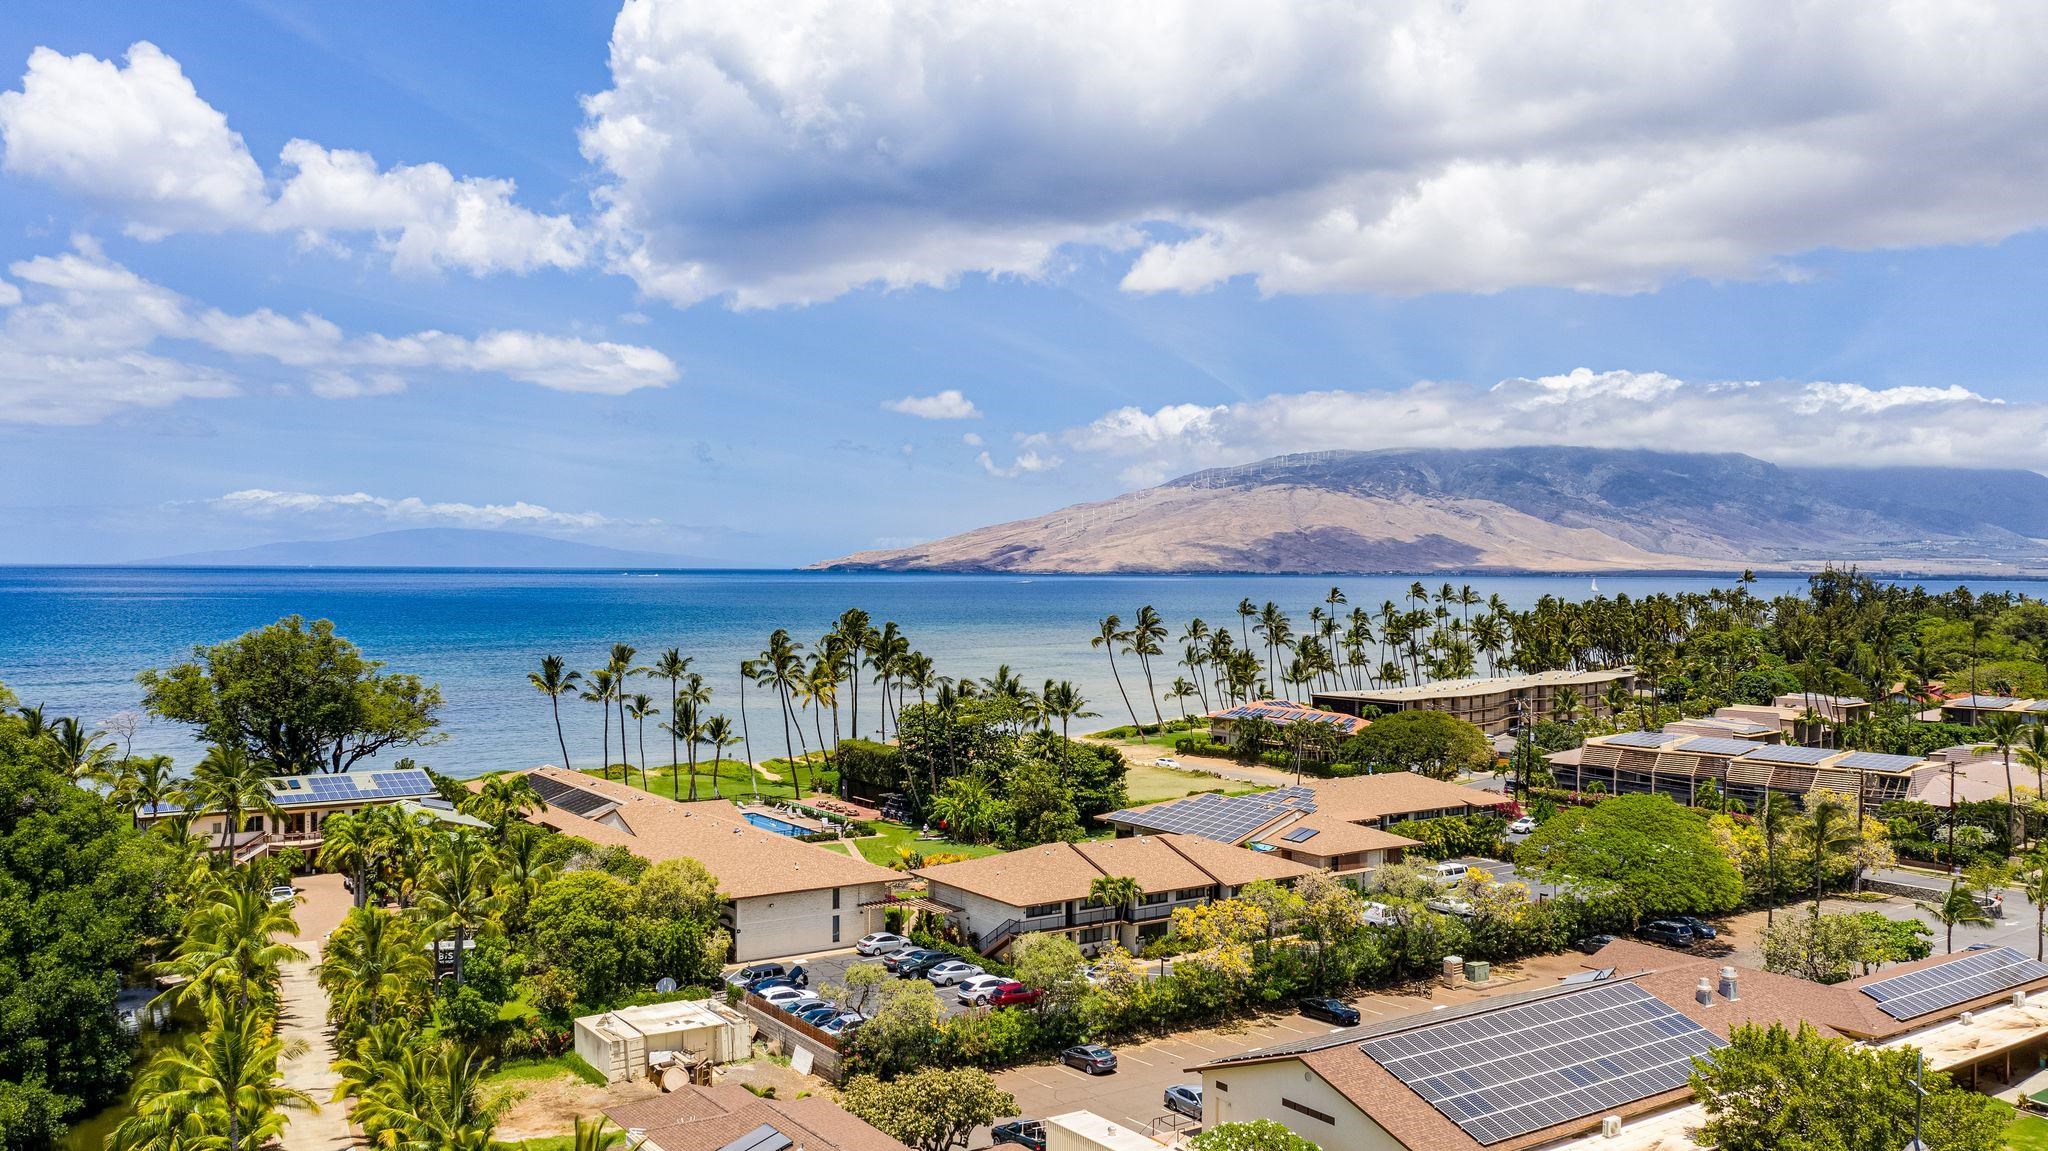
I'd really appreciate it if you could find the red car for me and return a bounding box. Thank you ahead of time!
[986,982,1043,1009]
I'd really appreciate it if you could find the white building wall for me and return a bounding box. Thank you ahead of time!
[927,882,1034,939]
[729,882,887,961]
[1201,1058,1408,1150]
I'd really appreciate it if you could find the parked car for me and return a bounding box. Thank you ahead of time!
[991,1121,1047,1151]
[1163,1085,1202,1119]
[779,995,828,1016]
[1425,896,1475,918]
[1080,965,1108,986]
[1639,920,1697,949]
[896,951,951,979]
[267,885,296,904]
[1573,934,1617,954]
[1299,997,1361,1027]
[1361,901,1396,927]
[746,975,798,994]
[1508,816,1537,834]
[757,985,811,1008]
[1155,756,1180,768]
[727,962,785,987]
[857,931,911,956]
[958,974,1012,1004]
[796,1003,842,1026]
[987,982,1044,1009]
[1060,1045,1118,1075]
[926,960,986,986]
[1668,916,1718,940]
[819,1012,865,1037]
[1428,861,1471,885]
[882,946,938,973]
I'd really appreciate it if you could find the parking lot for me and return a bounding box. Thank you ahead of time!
[1445,856,1571,901]
[728,945,989,1019]
[978,950,1588,1146]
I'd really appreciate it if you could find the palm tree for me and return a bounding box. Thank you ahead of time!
[318,810,379,910]
[930,774,1006,843]
[187,744,281,855]
[111,754,181,826]
[1091,615,1140,736]
[573,1116,629,1151]
[1255,602,1293,691]
[607,642,642,781]
[528,656,581,770]
[1166,677,1198,723]
[1236,598,1256,652]
[2021,725,2048,842]
[650,649,691,781]
[1975,711,2027,849]
[697,715,741,800]
[459,773,543,842]
[2016,850,2048,961]
[738,659,760,801]
[165,879,306,1016]
[346,1036,501,1150]
[625,693,659,791]
[115,1003,312,1151]
[1130,605,1169,732]
[1918,883,1994,953]
[1757,793,1792,928]
[1088,874,1141,919]
[319,905,431,1045]
[49,715,116,784]
[1804,797,1861,917]
[756,630,810,798]
[493,823,556,935]
[417,831,499,987]
[579,667,616,780]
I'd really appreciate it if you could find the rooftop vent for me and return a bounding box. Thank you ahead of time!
[1601,1115,1623,1137]
[1695,978,1713,1006]
[1719,966,1740,1001]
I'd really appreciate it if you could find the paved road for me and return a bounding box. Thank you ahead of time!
[276,942,352,1151]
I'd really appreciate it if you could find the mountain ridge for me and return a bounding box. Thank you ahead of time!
[813,447,2048,576]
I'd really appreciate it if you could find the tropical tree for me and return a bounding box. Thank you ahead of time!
[417,831,499,986]
[110,753,182,826]
[579,667,616,781]
[319,905,431,1047]
[1088,874,1141,918]
[1756,793,1792,928]
[164,877,306,1017]
[113,1003,313,1151]
[755,630,812,798]
[186,743,281,854]
[572,1115,629,1151]
[1166,676,1199,723]
[650,648,692,782]
[2016,849,2048,961]
[459,772,542,842]
[1091,615,1140,735]
[839,1068,1017,1151]
[1129,605,1169,732]
[344,1035,502,1151]
[625,692,659,790]
[528,655,581,770]
[697,715,741,800]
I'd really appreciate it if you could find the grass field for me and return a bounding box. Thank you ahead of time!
[849,821,1006,867]
[484,1052,606,1088]
[1124,761,1264,805]
[2008,1105,2048,1150]
[1085,726,1210,750]
[575,755,838,805]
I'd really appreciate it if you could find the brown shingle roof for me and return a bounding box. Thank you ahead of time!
[1153,832,1319,888]
[916,834,1314,907]
[606,1084,908,1151]
[1304,773,1513,823]
[1256,815,1419,858]
[520,767,899,899]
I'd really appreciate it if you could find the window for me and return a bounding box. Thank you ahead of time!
[832,888,841,909]
[1214,1081,1228,1092]
[1025,902,1062,919]
[1139,892,1170,906]
[1283,1099,1334,1125]
[832,915,840,943]
[1077,927,1109,944]
[1175,886,1211,901]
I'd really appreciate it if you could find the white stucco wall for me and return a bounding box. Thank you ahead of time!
[728,882,887,961]
[1201,1057,1408,1150]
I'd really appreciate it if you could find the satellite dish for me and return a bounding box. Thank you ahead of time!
[655,977,678,994]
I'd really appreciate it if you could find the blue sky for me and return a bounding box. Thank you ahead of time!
[5,2,2048,565]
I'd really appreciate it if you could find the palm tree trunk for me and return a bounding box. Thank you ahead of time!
[1105,652,1139,736]
[551,695,572,770]
[778,687,804,800]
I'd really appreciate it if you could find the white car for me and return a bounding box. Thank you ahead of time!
[926,960,985,986]
[1080,965,1108,986]
[1426,896,1476,918]
[857,931,911,956]
[757,985,811,1008]
[1155,756,1180,768]
[1360,901,1395,927]
[1508,816,1537,834]
[957,974,1011,1005]
[267,885,296,904]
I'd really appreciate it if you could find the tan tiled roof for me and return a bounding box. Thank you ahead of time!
[607,1083,908,1151]
[1299,773,1513,823]
[520,767,898,900]
[917,833,1314,907]
[1255,815,1418,858]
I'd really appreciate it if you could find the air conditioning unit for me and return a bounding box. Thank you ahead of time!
[2017,991,2030,1007]
[1961,1010,1976,1023]
[1601,1115,1623,1137]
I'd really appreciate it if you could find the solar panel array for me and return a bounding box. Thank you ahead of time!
[1857,946,2048,1021]
[1361,982,1725,1145]
[1739,743,1834,765]
[1953,695,2019,709]
[1605,731,1681,749]
[1675,737,1759,758]
[1836,751,1924,775]
[2028,701,2048,713]
[1281,826,1320,843]
[268,770,435,809]
[525,772,618,818]
[1109,785,1317,844]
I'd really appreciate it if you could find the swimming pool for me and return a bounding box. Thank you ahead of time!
[743,811,808,837]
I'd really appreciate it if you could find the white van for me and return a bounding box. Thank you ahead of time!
[1429,861,1470,885]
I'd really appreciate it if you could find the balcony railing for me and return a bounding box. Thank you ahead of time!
[1072,904,1120,926]
[1130,902,1175,922]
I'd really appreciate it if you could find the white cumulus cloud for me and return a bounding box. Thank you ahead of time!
[977,448,1060,478]
[213,489,617,532]
[578,0,2048,306]
[1063,368,2048,479]
[0,42,584,275]
[0,239,677,424]
[884,389,981,419]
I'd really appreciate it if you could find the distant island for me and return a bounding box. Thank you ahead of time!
[814,446,2048,575]
[140,527,723,569]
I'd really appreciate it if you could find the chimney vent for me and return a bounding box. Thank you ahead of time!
[1719,966,1739,1001]
[1695,978,1713,1006]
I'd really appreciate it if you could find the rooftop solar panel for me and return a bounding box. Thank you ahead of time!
[1857,946,2048,1021]
[526,772,618,818]
[1109,785,1316,843]
[1281,826,1320,843]
[1740,744,1835,765]
[1605,731,1681,749]
[2028,701,2048,713]
[1676,737,1758,758]
[1836,752,1924,774]
[1954,695,2018,709]
[1361,982,1724,1145]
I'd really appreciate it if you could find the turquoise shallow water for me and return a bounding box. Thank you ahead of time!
[0,566,2021,777]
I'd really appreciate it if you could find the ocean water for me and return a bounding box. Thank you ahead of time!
[0,567,2019,778]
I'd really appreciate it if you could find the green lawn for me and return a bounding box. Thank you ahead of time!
[575,755,838,805]
[849,821,1005,867]
[485,1053,605,1088]
[1124,761,1265,806]
[2007,1103,2048,1150]
[1085,726,1211,750]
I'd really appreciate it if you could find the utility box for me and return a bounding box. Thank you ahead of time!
[1464,959,1490,984]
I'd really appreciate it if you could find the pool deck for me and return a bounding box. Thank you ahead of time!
[735,803,833,834]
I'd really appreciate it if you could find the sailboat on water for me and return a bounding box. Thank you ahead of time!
[1589,576,1599,594]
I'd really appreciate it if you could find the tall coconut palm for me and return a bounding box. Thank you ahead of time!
[318,810,379,910]
[346,1037,501,1150]
[755,631,810,798]
[1757,793,1792,928]
[1042,681,1096,762]
[579,667,617,780]
[1235,598,1256,651]
[2021,725,2048,839]
[1129,605,1169,732]
[1255,602,1293,691]
[1180,618,1213,709]
[111,754,181,827]
[1975,711,2028,849]
[165,880,305,1016]
[1804,797,1861,917]
[418,831,498,987]
[187,744,281,855]
[319,905,431,1046]
[625,693,659,791]
[1166,677,1198,723]
[528,656,581,770]
[1918,883,1994,954]
[459,773,543,842]
[834,608,873,737]
[49,715,116,784]
[607,643,642,780]
[650,649,692,781]
[698,715,741,799]
[1091,614,1140,736]
[2016,849,2048,962]
[492,823,556,935]
[738,659,760,800]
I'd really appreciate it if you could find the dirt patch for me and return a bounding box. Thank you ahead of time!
[489,1073,661,1142]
